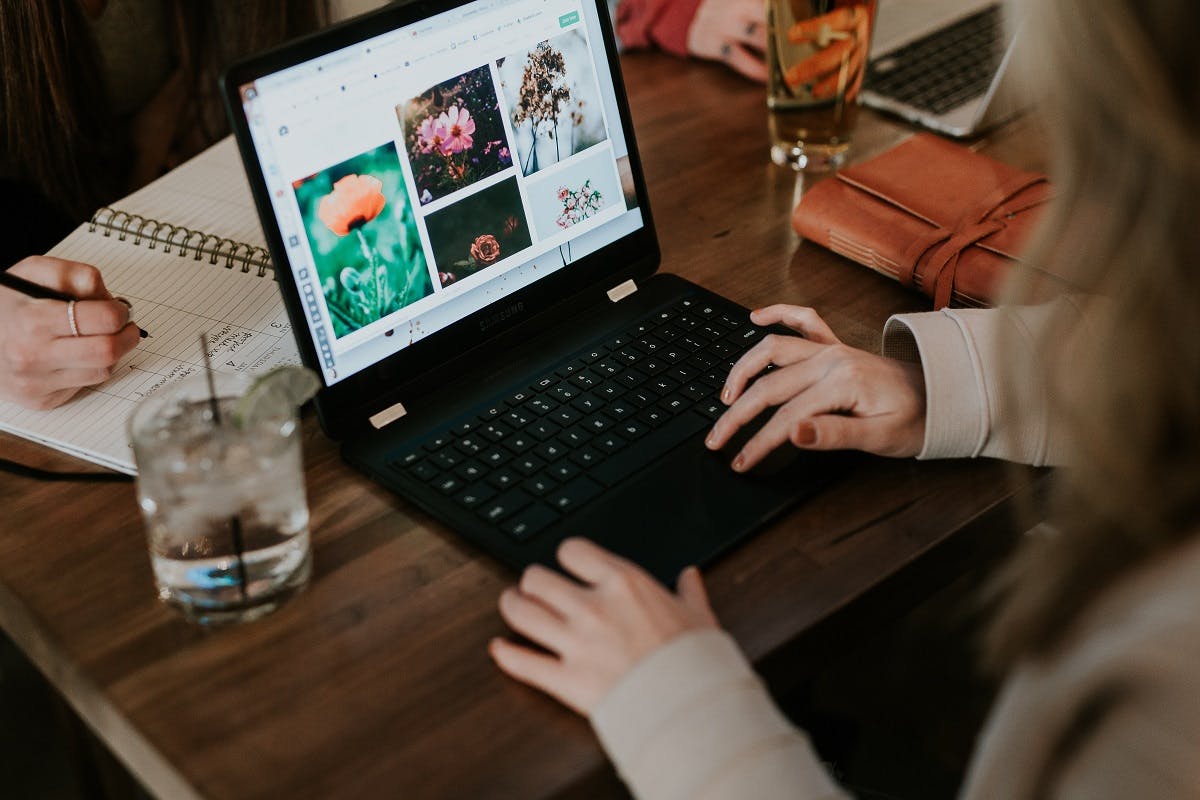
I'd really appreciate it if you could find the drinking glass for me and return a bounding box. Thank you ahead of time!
[129,372,311,625]
[767,0,877,170]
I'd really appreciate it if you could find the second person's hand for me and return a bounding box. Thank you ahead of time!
[490,538,718,716]
[705,305,927,471]
[687,0,769,82]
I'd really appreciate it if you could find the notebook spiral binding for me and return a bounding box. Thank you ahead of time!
[87,207,275,279]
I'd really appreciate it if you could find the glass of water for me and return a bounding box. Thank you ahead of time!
[129,371,311,626]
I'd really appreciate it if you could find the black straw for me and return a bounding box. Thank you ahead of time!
[199,333,249,604]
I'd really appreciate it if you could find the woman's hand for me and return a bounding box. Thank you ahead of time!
[490,538,718,716]
[706,305,927,471]
[687,0,769,83]
[0,257,141,410]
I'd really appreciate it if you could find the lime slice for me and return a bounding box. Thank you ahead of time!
[233,366,321,428]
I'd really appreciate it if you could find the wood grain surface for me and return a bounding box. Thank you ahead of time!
[0,52,1049,799]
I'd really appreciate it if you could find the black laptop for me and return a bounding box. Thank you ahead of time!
[223,0,837,581]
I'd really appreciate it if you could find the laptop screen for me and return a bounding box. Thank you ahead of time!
[237,0,644,386]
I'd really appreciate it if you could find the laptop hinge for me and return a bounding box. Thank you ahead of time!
[607,279,637,303]
[369,401,408,430]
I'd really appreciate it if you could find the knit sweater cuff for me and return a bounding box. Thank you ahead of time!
[591,629,844,800]
[616,0,704,58]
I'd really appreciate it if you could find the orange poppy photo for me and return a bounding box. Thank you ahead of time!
[293,142,433,338]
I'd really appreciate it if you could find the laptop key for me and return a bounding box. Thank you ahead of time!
[452,419,476,436]
[434,475,463,495]
[680,383,711,402]
[488,469,521,490]
[430,450,461,471]
[550,406,582,426]
[594,433,626,454]
[550,384,579,402]
[616,419,651,441]
[455,461,487,482]
[697,400,724,420]
[480,422,512,442]
[527,420,561,441]
[555,361,586,378]
[656,325,683,342]
[547,460,582,482]
[639,357,668,375]
[393,450,422,468]
[505,433,535,454]
[512,455,545,476]
[535,440,567,462]
[582,412,615,433]
[580,347,607,364]
[667,365,699,383]
[568,371,599,390]
[637,407,668,428]
[455,436,485,455]
[480,447,510,468]
[595,384,621,400]
[658,394,688,416]
[478,488,533,524]
[593,359,621,376]
[625,388,659,408]
[408,460,439,482]
[507,390,532,407]
[503,409,533,429]
[614,348,641,365]
[424,433,453,452]
[532,376,556,392]
[479,404,506,422]
[559,427,592,448]
[616,369,648,389]
[523,474,558,497]
[525,397,558,416]
[650,376,679,395]
[502,503,560,541]
[607,400,635,420]
[546,477,603,513]
[454,484,496,509]
[572,394,604,414]
[569,447,603,468]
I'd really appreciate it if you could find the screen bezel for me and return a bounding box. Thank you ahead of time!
[221,0,660,440]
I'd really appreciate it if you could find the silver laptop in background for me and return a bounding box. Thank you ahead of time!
[863,0,1021,137]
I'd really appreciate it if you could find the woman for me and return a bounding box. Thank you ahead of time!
[491,0,1200,796]
[0,1,351,409]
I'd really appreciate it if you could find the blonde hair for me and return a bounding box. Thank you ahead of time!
[984,0,1200,668]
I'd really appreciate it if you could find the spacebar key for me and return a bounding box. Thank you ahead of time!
[592,412,709,486]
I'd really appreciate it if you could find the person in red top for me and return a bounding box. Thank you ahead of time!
[614,0,768,82]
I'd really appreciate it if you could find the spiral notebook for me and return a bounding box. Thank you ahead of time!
[0,138,299,474]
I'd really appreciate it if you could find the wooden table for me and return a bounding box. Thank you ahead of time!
[0,54,1048,799]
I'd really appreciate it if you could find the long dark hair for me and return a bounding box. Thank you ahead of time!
[0,1,327,221]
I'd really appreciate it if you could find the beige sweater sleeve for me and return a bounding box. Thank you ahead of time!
[881,301,1081,466]
[590,629,848,800]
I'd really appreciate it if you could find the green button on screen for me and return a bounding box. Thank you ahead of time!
[558,11,580,27]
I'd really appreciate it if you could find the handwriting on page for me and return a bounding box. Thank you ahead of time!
[0,224,299,474]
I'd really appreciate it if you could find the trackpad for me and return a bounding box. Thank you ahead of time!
[564,436,825,583]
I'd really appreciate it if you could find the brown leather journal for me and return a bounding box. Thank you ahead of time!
[791,133,1053,308]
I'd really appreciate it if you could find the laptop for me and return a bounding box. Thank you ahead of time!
[863,0,1021,137]
[222,0,840,581]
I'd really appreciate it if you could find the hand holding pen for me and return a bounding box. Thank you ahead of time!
[0,256,146,410]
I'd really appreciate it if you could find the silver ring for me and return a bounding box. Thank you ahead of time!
[67,300,80,337]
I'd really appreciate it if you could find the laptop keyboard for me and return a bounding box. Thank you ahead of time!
[866,4,1003,116]
[388,297,765,541]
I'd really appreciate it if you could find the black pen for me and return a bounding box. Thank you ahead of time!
[0,271,150,338]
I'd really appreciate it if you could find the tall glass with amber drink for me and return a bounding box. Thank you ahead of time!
[767,0,876,170]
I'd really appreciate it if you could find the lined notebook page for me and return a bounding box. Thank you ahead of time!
[0,138,298,474]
